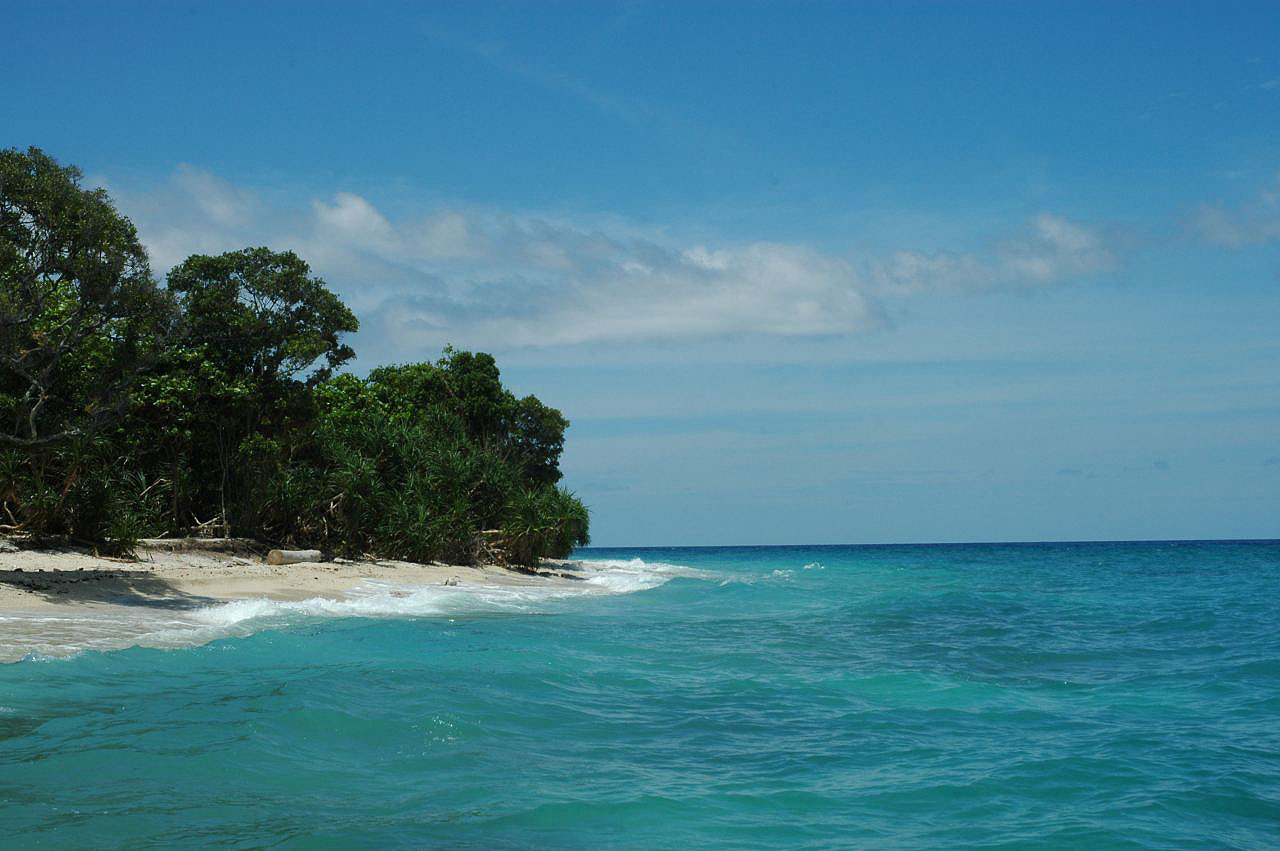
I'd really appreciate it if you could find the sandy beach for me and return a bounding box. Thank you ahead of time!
[0,540,604,663]
[0,539,579,615]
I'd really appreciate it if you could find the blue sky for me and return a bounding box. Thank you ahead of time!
[6,1,1278,544]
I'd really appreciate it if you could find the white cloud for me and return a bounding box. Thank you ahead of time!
[170,165,257,228]
[113,164,265,271]
[414,211,479,259]
[999,213,1114,282]
[867,249,986,295]
[369,232,878,348]
[866,213,1114,295]
[1192,173,1280,247]
[312,192,394,244]
[112,167,1120,355]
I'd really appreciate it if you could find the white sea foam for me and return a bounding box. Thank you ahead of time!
[575,557,716,593]
[0,557,712,663]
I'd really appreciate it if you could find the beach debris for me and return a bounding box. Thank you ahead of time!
[443,577,459,586]
[265,549,325,565]
[139,537,259,555]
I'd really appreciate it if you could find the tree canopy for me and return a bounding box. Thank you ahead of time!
[168,247,358,388]
[0,148,589,562]
[0,146,169,448]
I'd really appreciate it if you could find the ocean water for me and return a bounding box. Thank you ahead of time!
[1,541,1278,848]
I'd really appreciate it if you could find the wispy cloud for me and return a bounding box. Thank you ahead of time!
[1193,173,1280,247]
[868,213,1117,295]
[420,23,730,148]
[112,167,1124,354]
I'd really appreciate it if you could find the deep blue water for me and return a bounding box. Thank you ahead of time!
[1,541,1278,848]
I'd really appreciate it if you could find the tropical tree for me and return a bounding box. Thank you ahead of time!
[161,247,359,532]
[367,349,569,484]
[0,146,169,448]
[166,247,358,390]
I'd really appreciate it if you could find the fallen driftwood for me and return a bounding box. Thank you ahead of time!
[265,549,325,565]
[139,537,261,555]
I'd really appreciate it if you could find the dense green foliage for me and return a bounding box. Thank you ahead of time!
[0,148,588,562]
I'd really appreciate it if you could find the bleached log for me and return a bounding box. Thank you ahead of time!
[266,549,324,565]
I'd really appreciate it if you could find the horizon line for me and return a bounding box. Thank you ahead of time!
[578,537,1280,550]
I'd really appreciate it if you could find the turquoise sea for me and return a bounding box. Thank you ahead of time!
[1,540,1278,848]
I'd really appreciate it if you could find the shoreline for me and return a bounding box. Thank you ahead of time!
[0,541,580,616]
[0,541,599,662]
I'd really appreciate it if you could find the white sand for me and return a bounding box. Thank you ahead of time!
[0,541,578,614]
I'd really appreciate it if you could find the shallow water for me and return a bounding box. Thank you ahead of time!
[1,541,1278,847]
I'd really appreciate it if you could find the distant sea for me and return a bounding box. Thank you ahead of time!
[2,540,1278,847]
